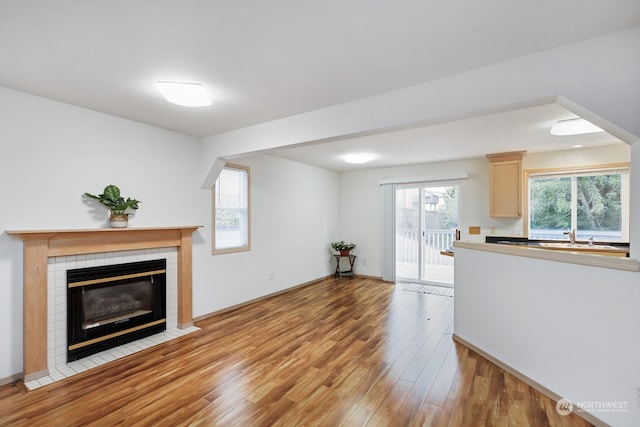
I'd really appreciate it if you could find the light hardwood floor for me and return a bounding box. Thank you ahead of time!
[0,277,592,426]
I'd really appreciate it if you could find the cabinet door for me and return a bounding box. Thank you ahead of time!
[490,160,521,217]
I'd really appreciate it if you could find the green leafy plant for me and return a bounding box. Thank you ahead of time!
[331,241,356,252]
[84,184,141,215]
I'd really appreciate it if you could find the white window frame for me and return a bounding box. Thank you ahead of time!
[212,164,251,254]
[525,163,629,242]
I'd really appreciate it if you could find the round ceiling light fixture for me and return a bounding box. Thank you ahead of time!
[156,81,212,107]
[550,118,603,136]
[344,153,375,164]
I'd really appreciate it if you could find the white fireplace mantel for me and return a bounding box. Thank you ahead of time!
[7,226,201,382]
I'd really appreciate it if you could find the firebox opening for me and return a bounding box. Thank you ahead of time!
[82,280,152,328]
[67,259,166,362]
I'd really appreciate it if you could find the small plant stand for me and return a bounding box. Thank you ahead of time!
[333,254,357,279]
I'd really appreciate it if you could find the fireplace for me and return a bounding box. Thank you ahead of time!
[7,226,199,382]
[67,259,167,362]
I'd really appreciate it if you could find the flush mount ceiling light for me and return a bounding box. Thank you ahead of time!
[344,153,375,164]
[156,81,211,107]
[550,118,604,136]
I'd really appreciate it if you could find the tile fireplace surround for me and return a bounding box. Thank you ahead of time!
[8,226,201,384]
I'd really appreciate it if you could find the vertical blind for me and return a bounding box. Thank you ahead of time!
[380,183,396,282]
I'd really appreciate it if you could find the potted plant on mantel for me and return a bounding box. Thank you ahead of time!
[331,241,356,256]
[84,184,141,228]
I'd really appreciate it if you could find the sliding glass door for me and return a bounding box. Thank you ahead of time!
[396,185,458,287]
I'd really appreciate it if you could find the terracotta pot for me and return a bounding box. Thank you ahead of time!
[109,213,129,228]
[340,249,350,256]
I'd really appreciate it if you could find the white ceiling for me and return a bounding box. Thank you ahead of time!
[1,0,639,140]
[268,103,626,171]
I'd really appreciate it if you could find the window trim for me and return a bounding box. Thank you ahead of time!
[212,163,251,255]
[523,162,630,241]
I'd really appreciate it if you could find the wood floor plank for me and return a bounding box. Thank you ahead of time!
[341,405,374,427]
[391,355,446,426]
[423,340,459,409]
[437,345,476,427]
[0,277,593,427]
[272,385,332,427]
[365,378,413,427]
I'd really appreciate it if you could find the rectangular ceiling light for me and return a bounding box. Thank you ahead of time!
[156,81,211,107]
[344,153,375,164]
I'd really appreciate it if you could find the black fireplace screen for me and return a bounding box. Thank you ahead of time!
[67,259,166,362]
[82,280,152,328]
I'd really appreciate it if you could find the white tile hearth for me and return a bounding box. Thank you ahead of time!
[25,325,199,391]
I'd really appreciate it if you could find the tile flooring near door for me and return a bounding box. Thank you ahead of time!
[1,277,591,426]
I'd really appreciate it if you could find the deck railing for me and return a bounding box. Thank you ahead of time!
[396,229,455,266]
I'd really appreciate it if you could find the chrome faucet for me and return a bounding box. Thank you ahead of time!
[563,229,576,245]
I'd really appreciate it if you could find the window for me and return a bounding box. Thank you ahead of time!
[212,164,250,253]
[526,165,629,242]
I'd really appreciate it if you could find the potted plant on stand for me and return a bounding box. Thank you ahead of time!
[331,241,356,256]
[84,184,141,228]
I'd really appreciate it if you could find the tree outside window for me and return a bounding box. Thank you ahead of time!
[528,168,628,241]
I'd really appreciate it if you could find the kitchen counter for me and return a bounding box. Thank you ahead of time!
[486,236,629,257]
[454,241,638,272]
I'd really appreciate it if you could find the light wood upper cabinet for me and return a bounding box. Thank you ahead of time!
[487,151,526,218]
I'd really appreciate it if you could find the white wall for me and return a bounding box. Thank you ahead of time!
[192,153,339,315]
[454,247,640,426]
[0,88,340,382]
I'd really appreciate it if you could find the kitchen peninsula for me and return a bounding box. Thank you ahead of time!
[453,239,640,427]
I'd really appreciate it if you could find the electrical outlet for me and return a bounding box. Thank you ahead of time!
[269,273,274,280]
[362,259,367,266]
